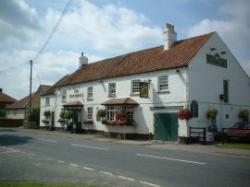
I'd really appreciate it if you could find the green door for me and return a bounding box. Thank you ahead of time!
[154,113,178,141]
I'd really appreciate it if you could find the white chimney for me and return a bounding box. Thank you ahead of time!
[164,23,177,50]
[79,52,88,68]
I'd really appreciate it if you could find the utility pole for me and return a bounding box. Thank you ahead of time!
[29,60,33,115]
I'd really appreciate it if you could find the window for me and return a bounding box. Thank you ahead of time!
[107,106,115,120]
[87,87,93,101]
[61,90,66,103]
[131,80,140,95]
[45,97,50,106]
[87,107,93,120]
[126,106,134,122]
[108,83,116,97]
[158,75,169,92]
[223,80,229,103]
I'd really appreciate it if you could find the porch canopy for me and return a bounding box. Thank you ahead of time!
[102,97,139,106]
[63,101,83,109]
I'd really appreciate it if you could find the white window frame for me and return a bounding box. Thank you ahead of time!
[107,106,115,120]
[108,83,116,97]
[131,80,140,95]
[61,90,66,103]
[45,97,50,106]
[87,87,93,101]
[87,107,93,120]
[158,75,169,92]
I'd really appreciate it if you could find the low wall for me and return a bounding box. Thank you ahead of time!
[0,118,24,127]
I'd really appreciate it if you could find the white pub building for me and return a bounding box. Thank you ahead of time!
[40,23,250,141]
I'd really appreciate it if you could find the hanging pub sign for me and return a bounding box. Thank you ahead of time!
[206,53,227,68]
[191,100,198,118]
[139,82,149,98]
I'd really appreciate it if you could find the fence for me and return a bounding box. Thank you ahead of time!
[189,127,206,144]
[0,118,24,127]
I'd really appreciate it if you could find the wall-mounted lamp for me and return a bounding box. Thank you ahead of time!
[175,69,181,73]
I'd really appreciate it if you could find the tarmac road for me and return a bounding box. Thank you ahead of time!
[0,128,249,187]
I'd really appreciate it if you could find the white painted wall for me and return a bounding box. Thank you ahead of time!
[188,32,250,132]
[41,68,187,135]
[40,95,56,127]
[7,109,25,119]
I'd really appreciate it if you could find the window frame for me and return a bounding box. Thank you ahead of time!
[108,83,116,97]
[45,97,50,106]
[131,80,140,95]
[87,107,93,120]
[158,75,169,92]
[87,86,93,101]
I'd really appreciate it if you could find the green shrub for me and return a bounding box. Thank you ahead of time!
[238,110,249,122]
[27,107,40,122]
[0,109,6,117]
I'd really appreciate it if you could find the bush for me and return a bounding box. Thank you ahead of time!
[43,111,51,119]
[0,109,6,117]
[206,108,218,120]
[27,107,40,122]
[23,120,39,129]
[238,110,249,122]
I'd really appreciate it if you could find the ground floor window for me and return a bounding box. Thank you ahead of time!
[87,107,93,120]
[107,106,115,120]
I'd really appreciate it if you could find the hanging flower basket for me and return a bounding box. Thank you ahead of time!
[178,109,192,120]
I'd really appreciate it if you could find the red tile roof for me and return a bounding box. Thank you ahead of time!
[42,75,70,96]
[0,92,16,103]
[6,85,51,109]
[56,32,213,87]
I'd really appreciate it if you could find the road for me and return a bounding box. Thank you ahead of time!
[0,128,249,187]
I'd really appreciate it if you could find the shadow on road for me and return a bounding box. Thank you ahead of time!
[0,135,34,146]
[0,128,17,132]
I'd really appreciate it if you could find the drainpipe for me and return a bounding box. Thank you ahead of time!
[185,67,190,137]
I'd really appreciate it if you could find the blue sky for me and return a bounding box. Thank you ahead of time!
[0,0,249,99]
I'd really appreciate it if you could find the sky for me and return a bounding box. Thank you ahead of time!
[0,0,249,99]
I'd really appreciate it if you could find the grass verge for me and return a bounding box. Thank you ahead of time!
[216,143,250,150]
[0,184,95,187]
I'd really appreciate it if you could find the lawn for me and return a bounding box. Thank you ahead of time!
[0,184,95,187]
[216,143,250,150]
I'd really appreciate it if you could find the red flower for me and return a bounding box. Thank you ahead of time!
[178,109,192,120]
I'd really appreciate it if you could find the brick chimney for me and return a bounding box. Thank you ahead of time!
[164,23,177,50]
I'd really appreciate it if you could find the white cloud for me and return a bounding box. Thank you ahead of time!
[0,0,162,99]
[187,0,250,76]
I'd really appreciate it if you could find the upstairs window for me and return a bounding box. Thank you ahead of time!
[223,80,229,103]
[108,83,116,97]
[87,87,93,101]
[131,80,140,95]
[158,75,169,92]
[87,107,93,120]
[61,90,66,103]
[45,97,50,106]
